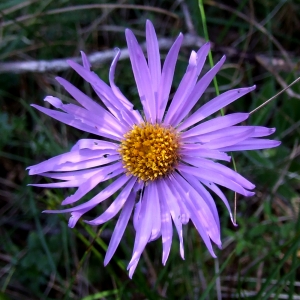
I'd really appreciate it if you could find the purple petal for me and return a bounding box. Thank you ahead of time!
[80,51,91,70]
[177,197,190,225]
[184,126,276,144]
[71,139,119,151]
[146,20,161,95]
[104,190,136,266]
[43,174,131,214]
[55,77,113,119]
[218,138,281,152]
[202,128,255,149]
[49,155,120,172]
[181,113,249,138]
[180,145,231,162]
[164,50,198,126]
[62,165,124,205]
[133,195,142,231]
[157,33,183,122]
[27,149,117,175]
[172,173,221,246]
[109,48,135,110]
[67,59,128,120]
[169,174,218,257]
[177,85,255,131]
[178,163,254,197]
[157,179,184,259]
[173,56,226,126]
[180,173,220,232]
[127,184,154,269]
[44,96,126,136]
[108,51,143,126]
[196,42,210,76]
[31,104,120,141]
[148,182,161,242]
[202,180,236,226]
[29,181,82,188]
[85,176,137,225]
[182,156,255,190]
[68,210,89,228]
[128,260,139,279]
[159,194,173,265]
[125,29,156,123]
[39,167,105,181]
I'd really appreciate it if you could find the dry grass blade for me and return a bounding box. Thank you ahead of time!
[250,77,300,115]
[0,4,179,29]
[206,0,294,69]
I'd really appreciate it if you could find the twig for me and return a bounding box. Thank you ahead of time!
[0,34,205,74]
[256,55,300,99]
[180,0,196,34]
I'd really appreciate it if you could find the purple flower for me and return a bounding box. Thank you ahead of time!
[28,20,280,277]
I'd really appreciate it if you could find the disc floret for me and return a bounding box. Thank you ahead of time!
[119,123,180,181]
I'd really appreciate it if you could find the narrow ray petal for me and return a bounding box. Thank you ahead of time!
[126,29,156,122]
[67,59,128,119]
[170,174,218,256]
[159,194,173,265]
[202,128,255,149]
[103,189,136,266]
[44,96,126,136]
[164,51,198,125]
[173,173,221,246]
[133,195,142,231]
[184,126,276,144]
[55,77,114,118]
[85,176,137,225]
[27,149,118,175]
[178,85,255,131]
[148,182,161,241]
[71,139,119,151]
[43,174,131,214]
[218,139,281,151]
[31,104,120,141]
[178,163,254,197]
[180,173,220,231]
[182,156,255,190]
[179,145,231,162]
[158,179,185,259]
[196,42,210,76]
[109,49,134,110]
[128,260,139,279]
[173,56,226,126]
[157,33,183,122]
[50,155,120,172]
[127,185,153,269]
[202,180,236,226]
[62,166,124,205]
[146,20,161,95]
[40,164,118,181]
[181,113,249,138]
[80,51,91,69]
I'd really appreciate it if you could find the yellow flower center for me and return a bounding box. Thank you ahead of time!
[119,123,180,182]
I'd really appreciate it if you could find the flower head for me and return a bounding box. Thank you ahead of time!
[28,20,280,277]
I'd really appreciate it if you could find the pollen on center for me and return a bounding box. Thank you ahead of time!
[119,123,180,182]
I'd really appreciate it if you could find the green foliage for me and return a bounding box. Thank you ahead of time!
[1,0,299,299]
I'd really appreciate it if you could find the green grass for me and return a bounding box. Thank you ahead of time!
[0,0,300,299]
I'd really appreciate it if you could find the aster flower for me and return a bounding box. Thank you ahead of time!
[28,20,280,277]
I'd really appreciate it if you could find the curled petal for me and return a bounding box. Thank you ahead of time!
[104,190,136,266]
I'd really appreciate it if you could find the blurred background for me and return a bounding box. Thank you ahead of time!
[0,0,299,299]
